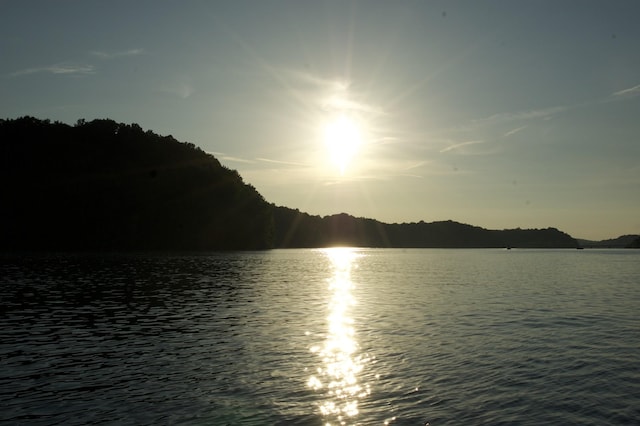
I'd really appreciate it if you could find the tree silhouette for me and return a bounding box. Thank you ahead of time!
[1,117,272,250]
[1,116,580,251]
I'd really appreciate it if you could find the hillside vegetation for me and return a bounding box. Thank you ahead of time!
[272,208,577,248]
[2,117,579,250]
[1,117,272,250]
[577,235,640,249]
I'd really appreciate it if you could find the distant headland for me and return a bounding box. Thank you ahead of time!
[1,117,635,251]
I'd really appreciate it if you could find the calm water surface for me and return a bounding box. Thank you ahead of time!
[1,249,639,425]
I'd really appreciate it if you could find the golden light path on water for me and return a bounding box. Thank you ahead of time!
[307,247,373,425]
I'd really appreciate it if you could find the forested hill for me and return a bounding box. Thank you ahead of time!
[1,117,272,250]
[272,207,578,248]
[577,235,640,249]
[2,117,578,251]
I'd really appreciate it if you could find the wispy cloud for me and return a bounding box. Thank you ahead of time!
[256,157,309,167]
[11,63,95,77]
[612,84,640,98]
[211,154,309,168]
[90,48,144,59]
[276,67,387,117]
[10,48,143,77]
[473,85,640,129]
[208,152,255,164]
[439,140,484,153]
[321,94,386,116]
[159,82,194,99]
[504,125,527,138]
[401,160,428,171]
[279,68,348,91]
[474,106,567,126]
[221,156,255,164]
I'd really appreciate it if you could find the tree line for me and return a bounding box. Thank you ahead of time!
[1,117,579,251]
[1,117,272,250]
[271,208,578,248]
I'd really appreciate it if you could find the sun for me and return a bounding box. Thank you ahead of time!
[323,114,363,175]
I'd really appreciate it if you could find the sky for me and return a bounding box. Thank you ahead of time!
[2,0,639,240]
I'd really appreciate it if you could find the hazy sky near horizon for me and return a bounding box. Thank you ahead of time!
[2,0,639,240]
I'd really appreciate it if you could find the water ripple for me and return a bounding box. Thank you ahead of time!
[1,249,639,425]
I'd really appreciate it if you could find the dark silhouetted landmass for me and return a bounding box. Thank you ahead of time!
[628,236,640,248]
[272,207,578,248]
[1,117,272,250]
[577,235,640,249]
[2,117,579,251]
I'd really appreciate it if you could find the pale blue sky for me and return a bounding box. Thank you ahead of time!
[2,0,639,240]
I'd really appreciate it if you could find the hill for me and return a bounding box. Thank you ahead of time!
[2,117,579,250]
[1,117,272,250]
[576,235,640,249]
[272,207,578,248]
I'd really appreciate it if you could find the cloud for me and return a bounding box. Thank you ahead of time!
[439,140,484,153]
[159,82,194,99]
[612,84,640,98]
[503,125,527,138]
[10,48,144,77]
[275,67,386,117]
[207,151,255,164]
[9,48,144,78]
[279,68,348,90]
[472,85,640,129]
[90,48,145,59]
[256,157,309,167]
[474,106,567,126]
[11,63,95,77]
[321,94,385,116]
[220,155,255,164]
[401,161,428,171]
[213,154,309,168]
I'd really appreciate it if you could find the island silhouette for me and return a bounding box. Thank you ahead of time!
[2,117,627,251]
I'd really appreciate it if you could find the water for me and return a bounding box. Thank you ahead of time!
[1,249,639,425]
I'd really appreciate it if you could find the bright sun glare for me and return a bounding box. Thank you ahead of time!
[323,114,363,175]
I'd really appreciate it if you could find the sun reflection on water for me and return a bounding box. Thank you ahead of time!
[308,247,371,425]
